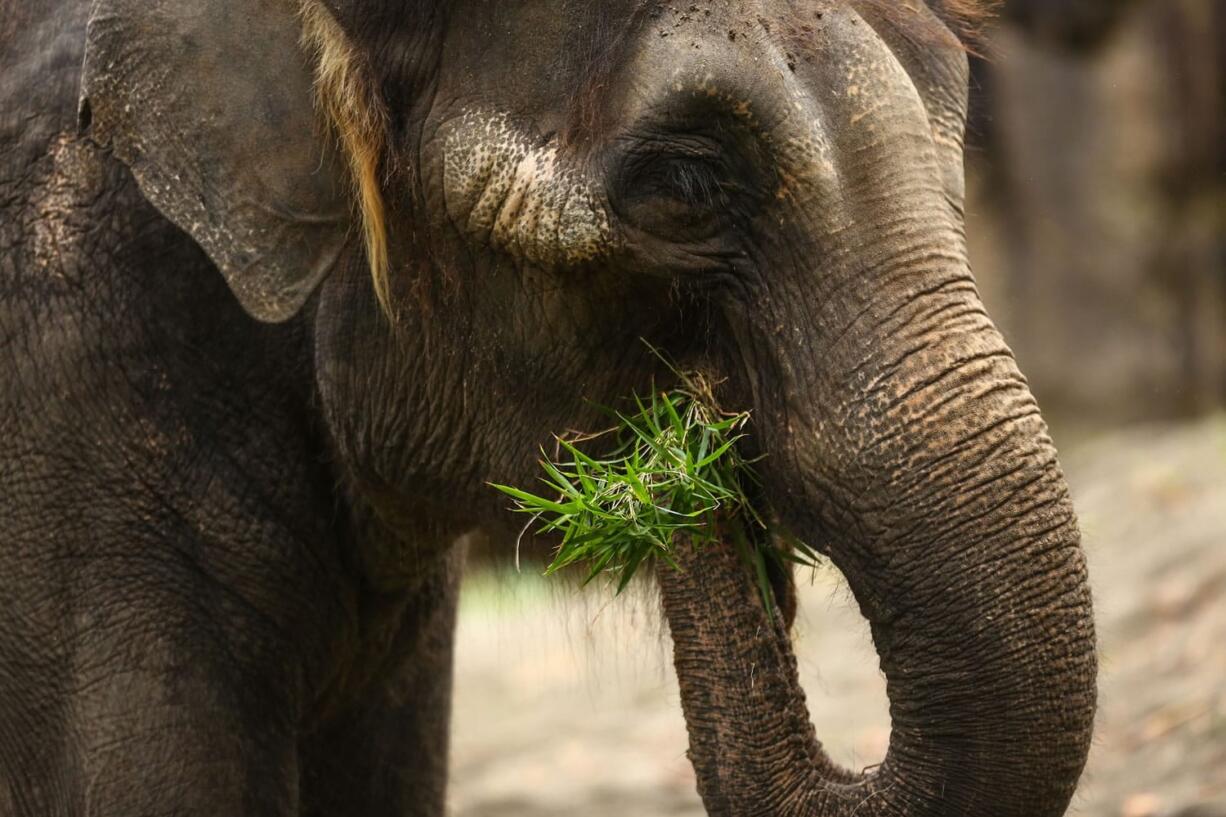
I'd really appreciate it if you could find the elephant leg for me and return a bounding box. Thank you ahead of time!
[298,548,464,817]
[60,631,303,817]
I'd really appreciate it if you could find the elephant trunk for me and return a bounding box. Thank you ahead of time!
[658,324,1098,815]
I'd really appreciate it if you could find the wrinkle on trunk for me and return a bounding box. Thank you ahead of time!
[659,470,1096,817]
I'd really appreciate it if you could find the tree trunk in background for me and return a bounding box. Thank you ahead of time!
[1159,0,1226,416]
[967,0,1226,427]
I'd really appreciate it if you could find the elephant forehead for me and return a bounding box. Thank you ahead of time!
[441,111,612,268]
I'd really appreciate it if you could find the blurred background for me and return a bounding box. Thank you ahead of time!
[448,3,1226,816]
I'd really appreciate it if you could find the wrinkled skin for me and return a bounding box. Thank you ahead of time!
[0,1,1096,815]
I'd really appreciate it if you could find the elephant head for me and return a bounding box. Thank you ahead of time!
[79,0,1096,813]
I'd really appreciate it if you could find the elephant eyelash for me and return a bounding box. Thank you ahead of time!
[627,155,730,210]
[656,159,727,207]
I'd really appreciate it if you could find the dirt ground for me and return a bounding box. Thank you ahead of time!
[448,415,1226,817]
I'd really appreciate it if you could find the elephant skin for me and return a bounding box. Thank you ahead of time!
[0,1,1095,815]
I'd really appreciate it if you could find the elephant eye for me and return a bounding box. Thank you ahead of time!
[611,130,768,255]
[616,150,734,237]
[645,157,727,208]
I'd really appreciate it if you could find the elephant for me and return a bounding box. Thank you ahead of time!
[0,1,1097,815]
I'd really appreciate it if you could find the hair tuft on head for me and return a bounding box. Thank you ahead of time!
[934,0,1002,50]
[299,0,393,318]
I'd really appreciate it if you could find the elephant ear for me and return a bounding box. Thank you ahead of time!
[80,0,353,322]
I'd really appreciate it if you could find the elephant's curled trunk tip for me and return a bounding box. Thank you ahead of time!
[658,490,1096,817]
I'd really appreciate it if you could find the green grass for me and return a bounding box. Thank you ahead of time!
[492,365,819,614]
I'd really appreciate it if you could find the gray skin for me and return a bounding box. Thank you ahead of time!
[0,1,1096,816]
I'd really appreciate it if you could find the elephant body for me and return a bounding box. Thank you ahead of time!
[2,5,459,815]
[1,1,1096,815]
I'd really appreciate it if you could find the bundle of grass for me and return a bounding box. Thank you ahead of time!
[492,368,819,615]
